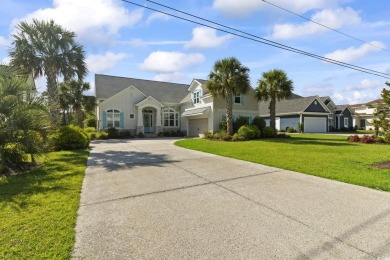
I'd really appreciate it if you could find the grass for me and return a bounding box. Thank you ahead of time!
[0,150,89,259]
[175,134,390,191]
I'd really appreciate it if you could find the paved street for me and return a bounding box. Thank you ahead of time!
[73,139,390,259]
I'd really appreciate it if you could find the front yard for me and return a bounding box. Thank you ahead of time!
[175,134,390,191]
[0,150,89,259]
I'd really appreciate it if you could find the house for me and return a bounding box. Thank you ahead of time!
[259,95,332,133]
[95,74,259,136]
[321,96,354,130]
[351,99,388,130]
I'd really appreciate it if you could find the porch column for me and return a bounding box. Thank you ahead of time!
[155,107,162,134]
[137,106,144,133]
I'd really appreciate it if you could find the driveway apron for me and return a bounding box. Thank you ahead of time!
[73,139,390,259]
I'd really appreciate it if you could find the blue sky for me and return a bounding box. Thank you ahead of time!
[0,0,389,104]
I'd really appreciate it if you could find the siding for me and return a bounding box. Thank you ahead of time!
[304,100,327,113]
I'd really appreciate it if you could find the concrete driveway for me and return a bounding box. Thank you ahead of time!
[73,139,390,259]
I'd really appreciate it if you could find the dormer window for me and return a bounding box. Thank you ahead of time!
[193,90,201,104]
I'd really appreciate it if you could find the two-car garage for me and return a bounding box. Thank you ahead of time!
[303,117,327,133]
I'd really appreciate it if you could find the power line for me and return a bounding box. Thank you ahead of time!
[261,0,390,53]
[145,0,390,78]
[120,0,390,80]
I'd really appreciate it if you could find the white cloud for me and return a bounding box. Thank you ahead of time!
[12,0,143,43]
[344,79,382,91]
[0,36,9,46]
[213,0,344,17]
[1,56,11,65]
[86,52,128,73]
[153,72,185,82]
[139,51,205,73]
[185,27,233,49]
[270,7,360,40]
[146,12,170,25]
[324,41,384,63]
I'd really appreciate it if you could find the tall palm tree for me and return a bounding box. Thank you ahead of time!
[206,57,250,135]
[59,79,90,127]
[9,19,87,126]
[0,65,50,173]
[256,69,293,132]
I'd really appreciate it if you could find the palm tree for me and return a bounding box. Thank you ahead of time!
[59,79,90,127]
[9,19,87,126]
[0,65,50,173]
[256,69,293,132]
[206,57,251,135]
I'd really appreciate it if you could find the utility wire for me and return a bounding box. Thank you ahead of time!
[145,0,390,78]
[261,0,390,53]
[120,0,390,80]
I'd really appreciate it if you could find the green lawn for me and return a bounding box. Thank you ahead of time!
[0,150,89,259]
[175,134,390,191]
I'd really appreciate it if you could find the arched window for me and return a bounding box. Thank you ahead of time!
[106,109,120,128]
[163,108,179,127]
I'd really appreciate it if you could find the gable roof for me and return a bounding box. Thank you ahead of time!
[95,74,189,104]
[259,96,329,116]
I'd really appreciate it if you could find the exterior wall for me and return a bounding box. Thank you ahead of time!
[339,109,353,128]
[263,115,299,131]
[304,100,327,113]
[98,88,145,131]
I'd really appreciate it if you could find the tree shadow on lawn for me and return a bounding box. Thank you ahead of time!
[256,136,352,146]
[87,149,179,172]
[0,150,88,211]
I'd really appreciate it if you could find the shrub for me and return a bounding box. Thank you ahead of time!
[96,131,108,140]
[107,127,119,139]
[251,116,266,134]
[119,130,133,138]
[339,127,349,132]
[237,125,256,140]
[233,116,249,133]
[286,127,294,133]
[263,126,276,138]
[383,132,390,143]
[277,133,291,138]
[329,125,337,132]
[222,134,232,141]
[50,125,89,151]
[89,132,97,140]
[298,122,304,133]
[84,115,97,128]
[158,132,164,137]
[163,131,171,137]
[137,132,145,138]
[374,136,385,143]
[347,135,360,143]
[219,118,227,131]
[84,127,96,133]
[232,133,246,141]
[359,135,375,144]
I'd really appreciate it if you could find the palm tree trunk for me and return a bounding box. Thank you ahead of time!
[75,105,84,128]
[46,68,60,127]
[269,97,276,132]
[225,90,233,136]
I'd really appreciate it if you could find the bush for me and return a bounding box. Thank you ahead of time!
[298,122,304,133]
[339,127,349,132]
[237,125,259,140]
[219,119,227,131]
[251,116,266,134]
[89,132,97,140]
[222,134,232,141]
[233,116,249,133]
[50,125,89,151]
[84,115,97,128]
[107,127,119,139]
[232,133,246,141]
[286,127,294,133]
[347,135,360,142]
[119,130,133,138]
[158,132,164,137]
[329,125,337,132]
[137,132,145,138]
[374,136,385,143]
[96,131,108,140]
[384,132,390,144]
[359,135,375,144]
[263,126,276,138]
[277,133,291,138]
[163,131,171,137]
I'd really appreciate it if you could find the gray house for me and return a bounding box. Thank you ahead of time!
[321,96,354,130]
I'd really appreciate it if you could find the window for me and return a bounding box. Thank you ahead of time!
[193,91,201,104]
[344,118,349,127]
[360,119,366,128]
[129,114,134,119]
[163,108,179,127]
[234,94,241,104]
[107,109,120,128]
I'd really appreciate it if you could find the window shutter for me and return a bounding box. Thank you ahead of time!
[199,88,203,102]
[103,111,107,129]
[120,112,124,128]
[191,92,194,105]
[240,94,244,104]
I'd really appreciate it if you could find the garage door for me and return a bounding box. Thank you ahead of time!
[304,117,326,133]
[188,118,208,137]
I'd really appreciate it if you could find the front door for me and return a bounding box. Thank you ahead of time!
[143,113,154,133]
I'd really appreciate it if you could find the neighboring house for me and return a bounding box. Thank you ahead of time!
[259,95,332,133]
[351,99,387,130]
[321,96,354,130]
[95,74,259,137]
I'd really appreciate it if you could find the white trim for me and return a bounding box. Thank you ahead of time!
[99,85,146,106]
[301,96,331,114]
[136,96,164,108]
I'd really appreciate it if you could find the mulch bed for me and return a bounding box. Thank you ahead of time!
[373,161,390,170]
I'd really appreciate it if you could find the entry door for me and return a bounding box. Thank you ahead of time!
[143,113,154,133]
